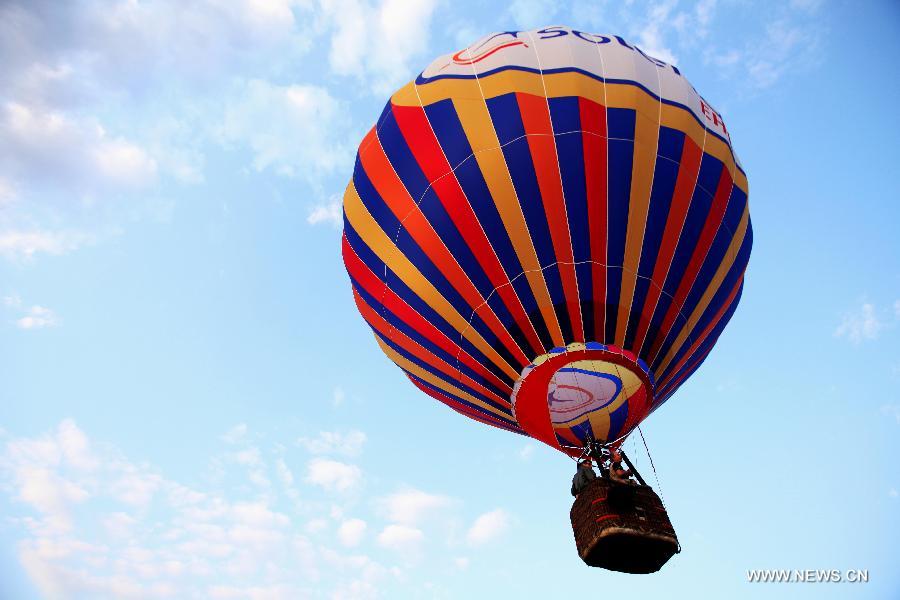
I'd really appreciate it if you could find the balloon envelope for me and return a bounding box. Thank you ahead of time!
[342,26,752,454]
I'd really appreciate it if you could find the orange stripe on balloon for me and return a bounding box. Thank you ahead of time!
[407,376,520,432]
[355,288,509,407]
[390,103,544,357]
[655,275,742,395]
[359,122,530,368]
[650,166,734,361]
[342,235,512,394]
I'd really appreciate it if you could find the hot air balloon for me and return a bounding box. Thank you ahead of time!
[341,26,751,572]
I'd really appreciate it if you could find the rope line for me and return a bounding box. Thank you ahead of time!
[638,424,667,510]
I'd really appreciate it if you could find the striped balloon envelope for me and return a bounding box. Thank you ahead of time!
[342,26,752,455]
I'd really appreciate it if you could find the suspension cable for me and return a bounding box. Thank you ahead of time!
[637,425,667,510]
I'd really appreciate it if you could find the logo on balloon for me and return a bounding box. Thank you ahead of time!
[451,32,528,65]
[548,365,623,425]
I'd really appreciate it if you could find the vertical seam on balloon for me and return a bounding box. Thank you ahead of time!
[617,42,665,352]
[344,238,512,394]
[525,28,585,344]
[613,45,661,348]
[410,73,544,363]
[649,205,744,374]
[587,29,612,344]
[653,207,749,374]
[637,97,710,363]
[461,32,566,354]
[345,173,520,381]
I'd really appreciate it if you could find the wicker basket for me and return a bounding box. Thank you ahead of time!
[570,478,679,573]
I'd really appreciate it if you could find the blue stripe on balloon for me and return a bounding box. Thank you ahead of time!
[344,220,516,389]
[351,276,512,400]
[414,65,746,179]
[353,156,521,373]
[681,184,747,322]
[550,97,594,339]
[624,128,684,349]
[652,228,751,378]
[655,281,743,406]
[425,95,552,350]
[372,328,509,412]
[487,95,573,342]
[605,399,631,441]
[405,371,522,430]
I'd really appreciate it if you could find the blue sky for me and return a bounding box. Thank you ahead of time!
[1,0,899,598]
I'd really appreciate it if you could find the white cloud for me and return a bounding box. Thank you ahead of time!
[519,444,535,461]
[881,404,900,425]
[304,458,361,492]
[633,0,679,66]
[376,524,423,552]
[0,229,93,262]
[0,175,16,206]
[890,488,898,499]
[380,488,453,526]
[337,518,367,547]
[465,509,510,545]
[834,302,884,344]
[298,430,366,457]
[56,419,98,471]
[305,518,328,534]
[1,102,157,190]
[15,305,59,330]
[219,79,352,187]
[1,420,517,597]
[332,386,346,407]
[221,424,248,444]
[320,0,439,94]
[507,0,559,28]
[307,199,342,228]
[103,512,138,539]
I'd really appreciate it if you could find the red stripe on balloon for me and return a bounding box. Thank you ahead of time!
[407,375,521,433]
[648,167,734,365]
[391,103,544,359]
[579,97,609,343]
[655,276,742,396]
[342,235,511,394]
[516,92,585,341]
[354,288,509,407]
[632,136,704,355]
[359,121,530,368]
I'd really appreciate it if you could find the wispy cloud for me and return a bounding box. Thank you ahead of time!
[304,458,362,492]
[379,488,454,526]
[218,80,353,187]
[376,523,424,553]
[0,229,93,262]
[337,518,368,547]
[320,0,440,95]
[307,199,343,228]
[881,404,900,425]
[0,420,437,597]
[3,295,60,329]
[834,300,897,344]
[465,508,511,545]
[15,305,59,330]
[298,430,367,457]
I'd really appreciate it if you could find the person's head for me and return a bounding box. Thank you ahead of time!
[580,459,592,468]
